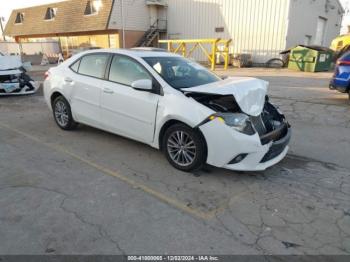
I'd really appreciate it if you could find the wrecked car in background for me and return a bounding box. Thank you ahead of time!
[0,55,38,96]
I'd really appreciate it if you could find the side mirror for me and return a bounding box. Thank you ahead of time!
[131,79,153,92]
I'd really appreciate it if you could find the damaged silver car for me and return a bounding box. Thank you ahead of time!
[0,55,39,96]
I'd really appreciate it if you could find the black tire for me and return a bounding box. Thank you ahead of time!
[266,58,285,68]
[52,96,78,130]
[162,123,207,172]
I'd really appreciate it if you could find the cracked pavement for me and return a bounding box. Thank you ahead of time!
[0,68,349,255]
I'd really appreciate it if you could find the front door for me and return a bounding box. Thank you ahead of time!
[100,55,159,143]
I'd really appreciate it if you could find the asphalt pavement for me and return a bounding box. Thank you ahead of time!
[0,68,349,255]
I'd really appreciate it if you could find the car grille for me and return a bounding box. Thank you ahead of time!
[260,128,291,163]
[250,115,267,135]
[250,114,289,145]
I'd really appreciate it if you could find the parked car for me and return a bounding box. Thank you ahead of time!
[330,51,350,100]
[0,55,39,96]
[44,49,291,172]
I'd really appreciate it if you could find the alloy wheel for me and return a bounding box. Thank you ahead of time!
[54,100,69,127]
[167,131,197,167]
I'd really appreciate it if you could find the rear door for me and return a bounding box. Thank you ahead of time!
[70,53,110,127]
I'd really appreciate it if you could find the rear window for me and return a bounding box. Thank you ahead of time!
[78,54,109,78]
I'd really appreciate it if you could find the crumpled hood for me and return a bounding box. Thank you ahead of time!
[182,77,268,116]
[0,56,22,71]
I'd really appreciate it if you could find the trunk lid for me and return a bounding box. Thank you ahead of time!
[182,77,268,116]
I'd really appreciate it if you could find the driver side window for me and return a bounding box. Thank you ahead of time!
[109,55,152,86]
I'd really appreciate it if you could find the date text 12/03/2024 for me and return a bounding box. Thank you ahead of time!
[127,256,219,261]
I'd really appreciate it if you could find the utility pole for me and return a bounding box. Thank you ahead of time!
[121,0,126,48]
[0,17,6,41]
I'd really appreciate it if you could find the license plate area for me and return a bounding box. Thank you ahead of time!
[1,83,18,93]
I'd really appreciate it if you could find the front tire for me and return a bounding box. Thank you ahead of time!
[52,96,78,130]
[162,124,207,172]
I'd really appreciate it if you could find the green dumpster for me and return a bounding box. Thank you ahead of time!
[288,45,334,72]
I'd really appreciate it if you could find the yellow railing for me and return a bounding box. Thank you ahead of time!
[159,38,232,70]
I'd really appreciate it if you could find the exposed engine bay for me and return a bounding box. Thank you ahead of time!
[0,72,37,95]
[0,55,38,96]
[188,93,289,145]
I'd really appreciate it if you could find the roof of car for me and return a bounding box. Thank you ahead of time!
[79,48,181,58]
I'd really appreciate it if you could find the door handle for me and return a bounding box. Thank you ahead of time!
[103,88,114,94]
[64,77,73,83]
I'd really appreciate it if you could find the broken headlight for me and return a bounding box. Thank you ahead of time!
[210,113,256,135]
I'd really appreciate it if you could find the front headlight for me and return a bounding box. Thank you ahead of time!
[209,113,256,135]
[220,113,249,131]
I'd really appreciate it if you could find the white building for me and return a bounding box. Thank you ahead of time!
[166,0,344,63]
[4,0,345,63]
[340,0,350,34]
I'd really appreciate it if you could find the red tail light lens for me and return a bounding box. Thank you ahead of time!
[44,71,50,80]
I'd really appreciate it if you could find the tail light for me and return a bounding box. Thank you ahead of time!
[44,71,50,80]
[336,60,350,66]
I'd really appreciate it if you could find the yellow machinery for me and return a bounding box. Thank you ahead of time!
[330,34,350,52]
[158,38,232,70]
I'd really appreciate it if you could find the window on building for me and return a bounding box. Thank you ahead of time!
[215,27,224,33]
[45,8,56,20]
[84,1,98,15]
[304,35,312,46]
[109,55,152,86]
[315,17,327,46]
[78,54,109,78]
[15,13,24,24]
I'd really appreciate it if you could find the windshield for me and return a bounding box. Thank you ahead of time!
[143,56,221,89]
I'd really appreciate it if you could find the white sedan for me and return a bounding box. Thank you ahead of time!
[44,49,291,172]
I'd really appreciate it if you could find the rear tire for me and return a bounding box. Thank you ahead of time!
[52,96,78,130]
[162,124,207,172]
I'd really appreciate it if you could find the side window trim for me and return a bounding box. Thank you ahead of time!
[69,53,111,80]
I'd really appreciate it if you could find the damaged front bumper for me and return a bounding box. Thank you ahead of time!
[0,81,39,96]
[199,118,291,171]
[0,72,39,96]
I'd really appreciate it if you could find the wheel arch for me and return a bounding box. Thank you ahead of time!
[50,91,65,109]
[158,119,208,158]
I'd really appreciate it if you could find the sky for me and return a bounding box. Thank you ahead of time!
[341,0,350,34]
